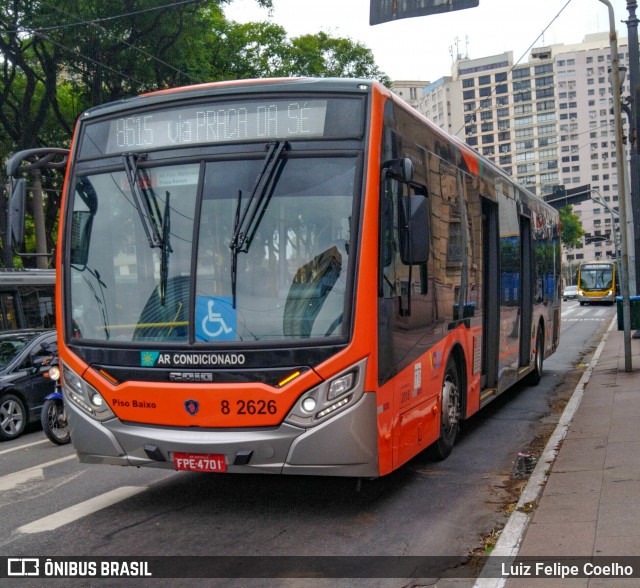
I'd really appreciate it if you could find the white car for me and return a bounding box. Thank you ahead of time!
[563,285,578,301]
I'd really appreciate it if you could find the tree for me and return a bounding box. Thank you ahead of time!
[559,205,585,249]
[0,1,275,155]
[208,20,391,84]
[287,32,390,84]
[0,0,390,267]
[0,1,273,266]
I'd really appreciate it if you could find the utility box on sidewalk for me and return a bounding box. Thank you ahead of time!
[617,296,640,330]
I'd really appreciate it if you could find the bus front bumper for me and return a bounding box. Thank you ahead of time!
[65,392,380,478]
[577,290,615,304]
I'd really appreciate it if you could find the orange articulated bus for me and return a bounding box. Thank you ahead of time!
[53,78,560,477]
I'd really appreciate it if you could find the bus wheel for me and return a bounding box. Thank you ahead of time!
[529,325,544,386]
[427,356,461,461]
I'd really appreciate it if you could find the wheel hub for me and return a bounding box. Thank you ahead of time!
[441,377,459,430]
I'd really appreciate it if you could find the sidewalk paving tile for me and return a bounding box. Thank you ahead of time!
[542,470,603,496]
[594,534,640,556]
[517,521,596,556]
[528,491,599,524]
[606,415,640,442]
[566,409,610,439]
[603,441,640,469]
[552,438,607,472]
[596,502,640,537]
[600,470,640,504]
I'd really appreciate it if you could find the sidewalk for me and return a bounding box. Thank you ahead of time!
[478,322,640,587]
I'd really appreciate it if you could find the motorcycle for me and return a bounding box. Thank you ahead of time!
[40,356,70,445]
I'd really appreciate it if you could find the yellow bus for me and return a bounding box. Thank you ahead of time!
[577,261,617,305]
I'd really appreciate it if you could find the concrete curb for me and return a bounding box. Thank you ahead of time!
[472,316,617,588]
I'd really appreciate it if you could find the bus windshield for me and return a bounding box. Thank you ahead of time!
[579,264,613,292]
[68,155,357,343]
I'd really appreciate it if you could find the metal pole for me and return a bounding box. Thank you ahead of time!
[600,0,633,371]
[626,0,640,294]
[593,192,622,273]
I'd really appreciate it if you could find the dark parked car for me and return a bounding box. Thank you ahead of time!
[0,330,57,441]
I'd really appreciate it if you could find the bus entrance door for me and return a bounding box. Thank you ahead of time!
[481,199,499,394]
[519,216,533,367]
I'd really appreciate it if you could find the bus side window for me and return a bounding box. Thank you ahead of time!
[380,176,429,300]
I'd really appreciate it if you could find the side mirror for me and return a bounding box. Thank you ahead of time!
[383,157,414,183]
[8,178,26,249]
[398,193,429,265]
[70,211,94,266]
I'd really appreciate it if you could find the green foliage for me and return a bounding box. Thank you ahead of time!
[1,0,389,157]
[0,0,389,267]
[559,205,585,249]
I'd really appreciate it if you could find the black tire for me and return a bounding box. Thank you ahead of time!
[528,325,545,386]
[427,355,461,461]
[0,393,27,441]
[40,398,71,445]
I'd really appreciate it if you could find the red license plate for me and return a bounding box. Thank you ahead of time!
[173,452,227,472]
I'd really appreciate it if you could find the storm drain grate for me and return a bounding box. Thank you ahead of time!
[512,452,538,479]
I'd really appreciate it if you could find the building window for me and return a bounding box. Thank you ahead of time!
[513,67,531,79]
[513,80,531,91]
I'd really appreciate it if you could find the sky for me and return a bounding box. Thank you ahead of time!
[224,0,631,82]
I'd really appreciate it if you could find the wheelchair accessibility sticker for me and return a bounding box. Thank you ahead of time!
[196,296,236,341]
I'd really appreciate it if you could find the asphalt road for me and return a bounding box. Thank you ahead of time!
[0,300,616,587]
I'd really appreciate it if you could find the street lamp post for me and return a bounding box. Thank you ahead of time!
[599,0,633,371]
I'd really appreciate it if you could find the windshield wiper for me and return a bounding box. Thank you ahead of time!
[231,141,288,253]
[230,140,288,308]
[123,153,164,249]
[159,191,172,305]
[122,154,172,304]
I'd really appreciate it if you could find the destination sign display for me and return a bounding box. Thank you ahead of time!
[77,95,365,158]
[104,99,328,153]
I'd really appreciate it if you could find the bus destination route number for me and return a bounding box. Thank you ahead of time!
[174,452,227,472]
[105,99,328,153]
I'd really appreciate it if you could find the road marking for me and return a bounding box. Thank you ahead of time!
[17,486,147,533]
[0,439,49,455]
[0,455,76,492]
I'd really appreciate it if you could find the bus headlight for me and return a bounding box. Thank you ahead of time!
[284,359,366,427]
[327,371,355,400]
[62,362,115,422]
